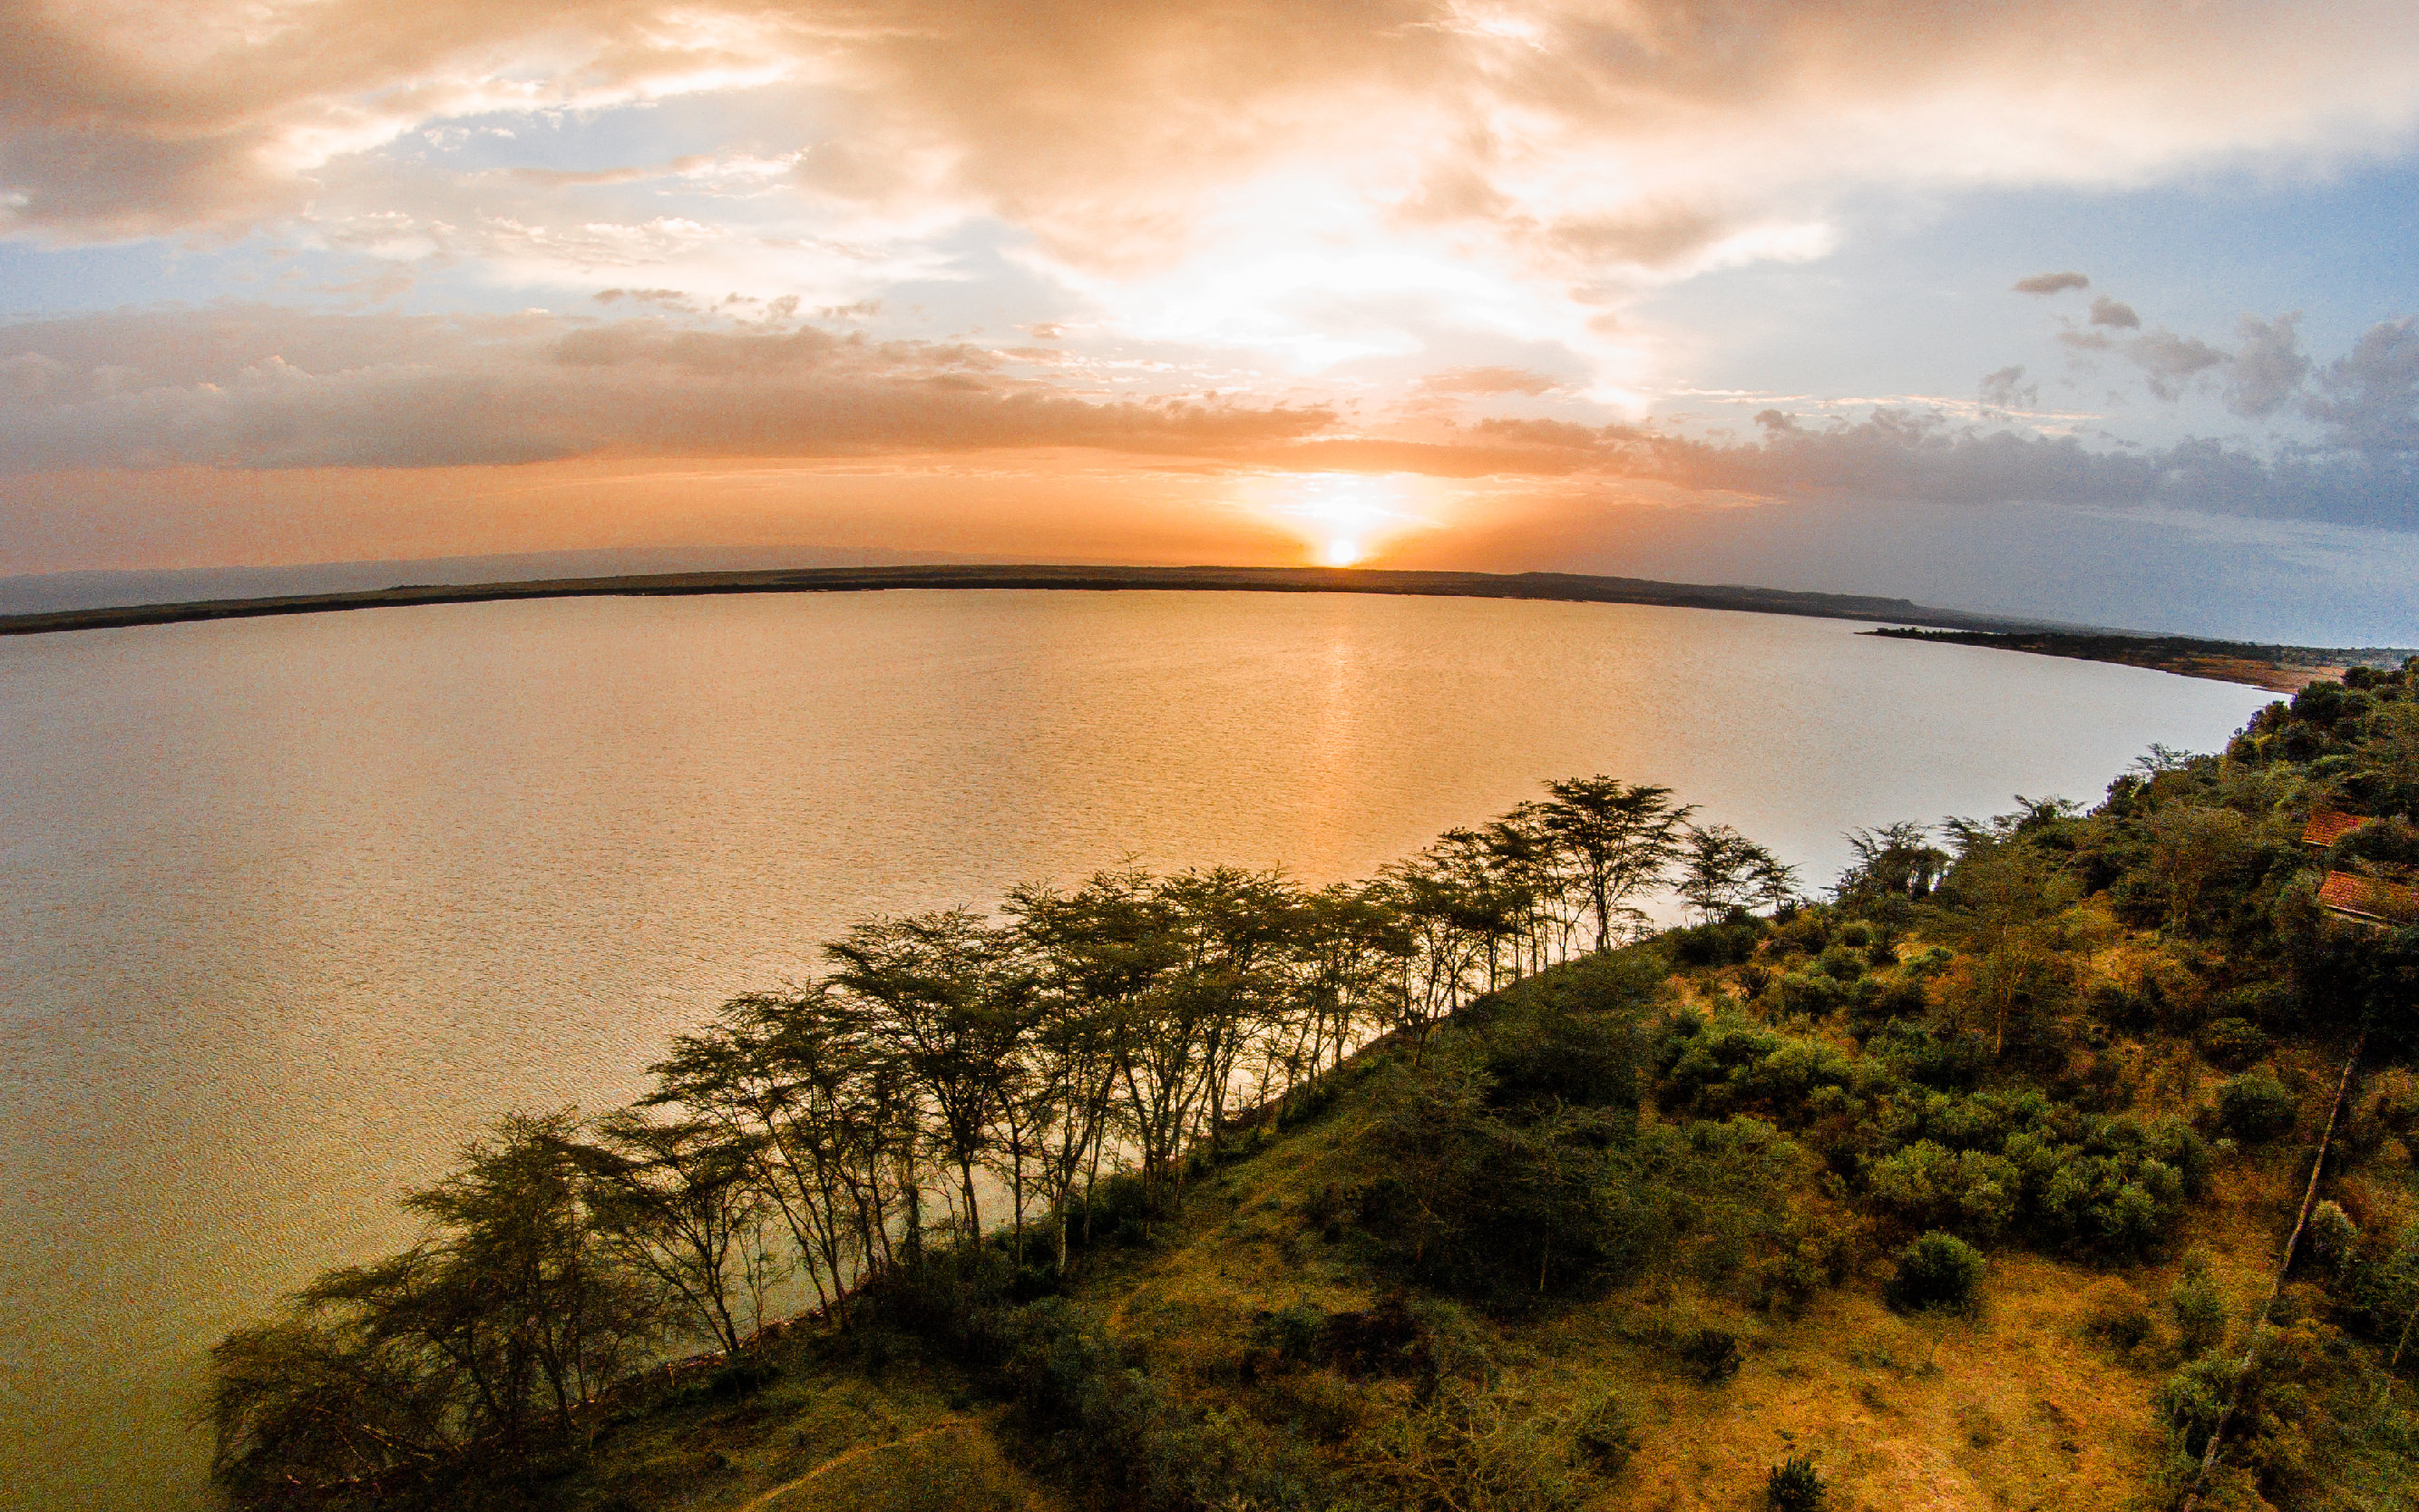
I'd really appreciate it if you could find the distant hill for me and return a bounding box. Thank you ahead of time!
[0,560,2048,639]
[6,560,2397,693]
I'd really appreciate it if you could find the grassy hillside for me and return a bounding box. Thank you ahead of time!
[210,662,2419,1512]
[544,964,2409,1512]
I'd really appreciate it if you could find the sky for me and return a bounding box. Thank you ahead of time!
[2,1,2417,642]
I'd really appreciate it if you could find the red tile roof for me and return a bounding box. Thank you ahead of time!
[2303,810,2367,849]
[2318,870,2419,924]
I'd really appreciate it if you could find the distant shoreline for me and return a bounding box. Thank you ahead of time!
[0,562,2020,638]
[1864,626,2414,695]
[1,561,2402,692]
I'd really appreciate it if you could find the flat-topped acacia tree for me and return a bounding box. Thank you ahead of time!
[1538,776,1694,952]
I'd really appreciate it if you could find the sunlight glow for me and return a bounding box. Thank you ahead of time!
[1247,472,1436,565]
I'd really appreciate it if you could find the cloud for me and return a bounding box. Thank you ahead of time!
[1414,366,1567,396]
[0,306,1334,471]
[2306,317,2419,454]
[1979,365,2037,411]
[2097,309,2312,418]
[2129,329,2229,399]
[2014,271,2092,295]
[5,306,2417,545]
[8,3,2419,273]
[2088,296,2141,328]
[2225,313,2310,420]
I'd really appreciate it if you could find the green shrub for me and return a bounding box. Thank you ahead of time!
[1478,981,1643,1114]
[1360,1065,1646,1301]
[2153,1352,2240,1460]
[2216,1070,2297,1143]
[1767,1453,1824,1511]
[1668,921,1764,967]
[2170,1261,2228,1358]
[1777,971,1847,1018]
[1815,945,1867,982]
[1886,1231,1985,1314]
[1865,1142,2015,1238]
[2199,1018,2269,1071]
[1677,1327,1743,1383]
[2082,1280,2157,1355]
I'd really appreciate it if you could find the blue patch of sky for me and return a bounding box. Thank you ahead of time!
[398,82,841,176]
[1637,153,2419,444]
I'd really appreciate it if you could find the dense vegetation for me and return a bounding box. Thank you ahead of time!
[210,664,2419,1512]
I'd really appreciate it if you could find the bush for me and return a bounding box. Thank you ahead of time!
[1668,921,1763,968]
[2154,1353,2239,1461]
[1886,1231,1985,1314]
[2216,1070,2298,1144]
[2198,1018,2269,1071]
[1677,1327,1743,1383]
[1358,1378,1593,1512]
[1478,983,1643,1114]
[1767,1453,1824,1511]
[2170,1262,2228,1358]
[2082,1280,2157,1355]
[1865,1142,2015,1238]
[1815,945,1867,982]
[1360,1066,1645,1301]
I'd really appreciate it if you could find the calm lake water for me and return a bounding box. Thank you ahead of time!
[0,590,2272,1509]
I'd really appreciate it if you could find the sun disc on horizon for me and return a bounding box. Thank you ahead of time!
[1248,472,1432,568]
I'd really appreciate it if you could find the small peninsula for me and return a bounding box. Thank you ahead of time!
[1866,626,2417,695]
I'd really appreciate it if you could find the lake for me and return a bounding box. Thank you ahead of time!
[0,589,2272,1509]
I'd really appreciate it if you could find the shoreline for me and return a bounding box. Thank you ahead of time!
[1863,626,2414,695]
[3,561,2404,693]
[0,562,2019,639]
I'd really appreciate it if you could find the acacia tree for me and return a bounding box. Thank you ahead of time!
[208,1113,658,1507]
[1676,823,1798,922]
[1384,851,1507,1061]
[1538,777,1693,951]
[1935,819,2082,1058]
[1008,870,1184,1243]
[1156,866,1302,1161]
[573,1111,771,1354]
[643,987,904,1320]
[1273,880,1409,1094]
[826,911,1034,1249]
[1838,821,1952,909]
[1482,802,1568,974]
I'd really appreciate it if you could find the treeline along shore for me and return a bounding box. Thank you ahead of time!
[209,662,2419,1512]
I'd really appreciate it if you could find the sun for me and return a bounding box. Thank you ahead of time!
[1248,472,1429,567]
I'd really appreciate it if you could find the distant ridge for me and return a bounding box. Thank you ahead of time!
[0,562,2034,640]
[1867,625,2416,694]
